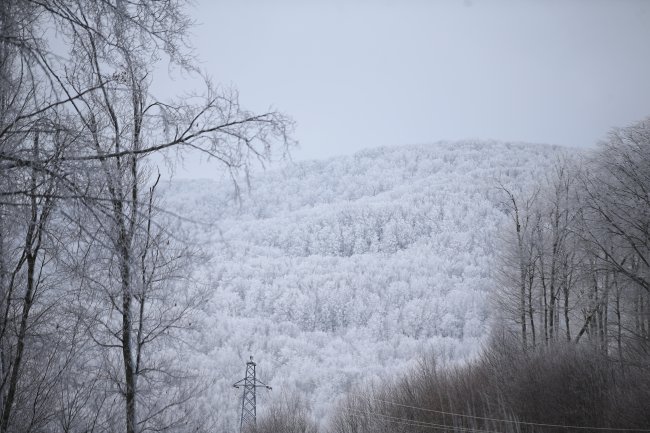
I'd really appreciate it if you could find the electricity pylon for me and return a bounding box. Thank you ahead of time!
[233,356,271,432]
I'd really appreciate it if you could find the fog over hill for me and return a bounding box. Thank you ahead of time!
[161,141,575,430]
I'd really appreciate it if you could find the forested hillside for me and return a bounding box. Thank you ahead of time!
[323,120,650,433]
[3,1,648,432]
[161,141,569,430]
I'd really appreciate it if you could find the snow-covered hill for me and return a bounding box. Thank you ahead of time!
[161,141,572,430]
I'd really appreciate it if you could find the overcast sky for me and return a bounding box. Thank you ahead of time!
[155,0,650,179]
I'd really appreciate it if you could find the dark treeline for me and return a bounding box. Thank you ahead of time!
[245,393,318,433]
[254,343,650,433]
[329,337,650,433]
[254,119,650,433]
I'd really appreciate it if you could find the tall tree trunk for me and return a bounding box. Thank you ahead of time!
[541,276,548,345]
[564,283,571,342]
[640,291,647,341]
[0,132,45,432]
[115,201,137,433]
[614,275,623,362]
[1,252,35,432]
[518,235,527,350]
[528,271,536,347]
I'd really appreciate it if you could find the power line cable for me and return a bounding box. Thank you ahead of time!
[348,409,505,433]
[349,393,650,432]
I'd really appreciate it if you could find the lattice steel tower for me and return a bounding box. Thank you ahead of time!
[233,356,271,432]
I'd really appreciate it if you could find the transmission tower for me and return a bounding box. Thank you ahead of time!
[233,356,271,432]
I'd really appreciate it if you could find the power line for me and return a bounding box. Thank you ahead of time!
[348,409,505,433]
[350,393,650,432]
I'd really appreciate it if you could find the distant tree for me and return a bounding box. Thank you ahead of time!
[495,182,540,350]
[533,157,582,344]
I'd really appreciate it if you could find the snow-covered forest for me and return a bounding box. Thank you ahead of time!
[1,1,649,433]
[163,130,650,433]
[161,140,566,429]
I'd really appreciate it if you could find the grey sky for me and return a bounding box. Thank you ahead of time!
[157,0,650,179]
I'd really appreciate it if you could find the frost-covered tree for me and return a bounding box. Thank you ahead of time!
[495,118,650,362]
[0,1,293,432]
[579,118,650,356]
[495,182,540,350]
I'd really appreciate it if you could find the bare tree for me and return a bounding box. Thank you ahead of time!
[581,119,650,294]
[1,1,294,432]
[533,158,582,344]
[495,182,540,350]
[578,117,650,357]
[494,119,650,363]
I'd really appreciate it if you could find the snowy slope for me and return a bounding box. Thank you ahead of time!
[161,140,571,430]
